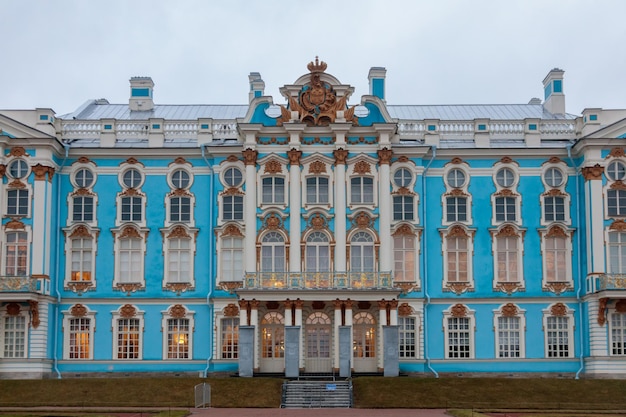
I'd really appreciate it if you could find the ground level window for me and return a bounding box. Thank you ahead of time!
[398,316,417,358]
[447,317,470,358]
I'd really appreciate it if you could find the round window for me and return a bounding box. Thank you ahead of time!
[171,169,190,189]
[446,168,466,188]
[74,168,94,188]
[496,167,515,187]
[606,161,626,181]
[544,167,564,187]
[8,160,28,179]
[122,168,142,188]
[224,167,243,187]
[393,168,412,187]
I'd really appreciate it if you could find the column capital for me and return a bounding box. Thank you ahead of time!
[242,148,258,166]
[287,148,302,166]
[32,164,55,182]
[333,148,349,165]
[581,163,603,180]
[377,148,393,165]
[249,299,261,309]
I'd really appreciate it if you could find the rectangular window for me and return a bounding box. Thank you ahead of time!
[72,196,94,222]
[121,196,142,222]
[262,177,285,204]
[170,196,191,223]
[5,231,28,276]
[546,316,570,358]
[223,195,243,221]
[447,317,471,358]
[2,315,26,358]
[119,238,142,282]
[496,236,519,283]
[393,235,415,282]
[393,196,414,221]
[306,177,329,204]
[167,238,191,283]
[69,317,91,359]
[398,316,416,358]
[607,190,626,217]
[611,312,626,356]
[221,237,244,281]
[497,316,520,358]
[608,232,626,274]
[117,318,140,359]
[71,238,93,281]
[221,318,239,359]
[544,196,565,221]
[495,196,516,222]
[446,197,467,222]
[166,318,189,359]
[446,237,468,282]
[351,177,374,204]
[7,189,28,216]
[545,236,567,282]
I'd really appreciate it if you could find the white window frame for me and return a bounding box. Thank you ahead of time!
[398,315,418,359]
[493,304,526,359]
[62,306,96,360]
[217,226,245,283]
[305,175,330,206]
[112,226,147,288]
[162,226,196,287]
[349,230,376,272]
[259,230,287,272]
[68,163,98,226]
[219,315,240,360]
[392,227,419,283]
[6,188,31,218]
[491,225,524,289]
[609,310,626,356]
[304,230,331,272]
[0,306,28,358]
[540,226,573,288]
[392,194,415,222]
[116,163,146,227]
[112,305,144,360]
[3,227,31,277]
[63,225,97,288]
[607,229,626,274]
[443,305,475,359]
[442,163,472,226]
[491,162,522,226]
[350,176,375,205]
[441,225,474,291]
[161,305,194,360]
[542,304,574,359]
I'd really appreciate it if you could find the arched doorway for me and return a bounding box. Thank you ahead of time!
[305,311,332,372]
[353,311,377,372]
[260,311,284,373]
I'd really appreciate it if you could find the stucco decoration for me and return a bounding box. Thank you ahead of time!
[70,304,88,317]
[278,58,358,127]
[616,299,626,313]
[309,160,327,174]
[397,303,414,317]
[6,303,20,316]
[501,303,519,317]
[8,147,28,157]
[287,148,302,166]
[550,303,568,317]
[378,148,393,165]
[119,304,137,318]
[219,281,243,293]
[353,160,371,175]
[608,148,625,158]
[264,159,283,174]
[223,303,239,317]
[450,304,468,318]
[333,148,348,165]
[169,304,187,318]
[581,164,603,180]
[242,148,258,166]
[598,297,608,326]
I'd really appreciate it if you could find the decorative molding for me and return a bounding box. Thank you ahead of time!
[500,156,513,164]
[501,303,519,317]
[333,148,348,165]
[598,297,608,326]
[6,302,20,316]
[354,212,373,229]
[610,220,626,231]
[494,224,520,238]
[547,156,563,164]
[544,281,571,295]
[550,303,568,317]
[451,157,464,165]
[8,147,27,157]
[264,159,283,174]
[495,282,522,295]
[66,281,94,295]
[118,226,142,239]
[309,160,327,174]
[224,303,239,317]
[165,282,193,295]
[221,224,244,237]
[70,304,88,317]
[77,156,91,164]
[166,225,190,239]
[354,160,371,175]
[394,282,418,294]
[287,148,302,166]
[310,213,326,230]
[169,304,186,318]
[397,303,414,317]
[115,283,144,295]
[242,148,258,166]
[5,219,25,230]
[581,164,603,180]
[446,282,472,295]
[392,224,414,237]
[119,304,137,318]
[125,157,142,165]
[377,148,393,165]
[396,156,409,163]
[173,157,187,165]
[544,188,567,196]
[450,303,468,318]
[218,281,243,293]
[8,179,26,189]
[608,148,625,158]
[545,225,568,238]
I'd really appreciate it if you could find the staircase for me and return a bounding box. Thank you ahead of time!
[281,380,352,408]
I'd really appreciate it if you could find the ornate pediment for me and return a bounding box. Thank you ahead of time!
[278,58,359,127]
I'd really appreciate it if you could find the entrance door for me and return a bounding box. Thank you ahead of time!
[353,312,377,372]
[305,312,332,373]
[260,312,284,373]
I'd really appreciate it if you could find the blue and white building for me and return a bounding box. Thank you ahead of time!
[1,59,626,378]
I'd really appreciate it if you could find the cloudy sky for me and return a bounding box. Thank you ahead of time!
[2,0,625,116]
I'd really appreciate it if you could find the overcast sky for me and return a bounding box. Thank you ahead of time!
[2,0,625,116]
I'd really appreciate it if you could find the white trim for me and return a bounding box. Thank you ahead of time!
[111,305,144,360]
[443,305,475,359]
[492,304,526,359]
[161,305,195,360]
[62,305,95,360]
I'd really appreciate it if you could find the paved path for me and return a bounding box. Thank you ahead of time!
[190,408,450,417]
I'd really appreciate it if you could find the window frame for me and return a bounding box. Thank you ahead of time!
[220,316,240,360]
[62,305,96,360]
[6,188,30,217]
[218,230,244,283]
[609,310,626,356]
[0,307,28,359]
[350,176,375,205]
[305,175,330,206]
[392,229,419,283]
[112,226,146,289]
[398,315,418,359]
[349,230,376,272]
[493,304,526,359]
[112,306,144,360]
[491,225,525,290]
[161,305,194,360]
[261,176,286,206]
[4,229,29,277]
[443,305,475,359]
[162,226,196,287]
[441,225,474,292]
[542,305,574,359]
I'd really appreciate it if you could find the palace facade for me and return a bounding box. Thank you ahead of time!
[1,60,626,378]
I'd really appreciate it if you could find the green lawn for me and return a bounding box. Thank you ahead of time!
[0,376,625,411]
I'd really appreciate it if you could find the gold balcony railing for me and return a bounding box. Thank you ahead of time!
[597,274,626,291]
[243,271,393,290]
[0,275,49,295]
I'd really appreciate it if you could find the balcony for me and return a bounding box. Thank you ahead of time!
[587,274,626,294]
[0,275,50,295]
[242,271,393,290]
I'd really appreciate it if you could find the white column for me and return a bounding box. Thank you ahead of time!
[587,176,605,273]
[243,149,258,276]
[31,167,52,276]
[334,149,348,273]
[288,149,302,273]
[294,299,304,369]
[390,300,398,325]
[378,149,393,273]
[333,299,342,371]
[284,300,293,326]
[378,300,387,370]
[250,300,260,371]
[238,300,248,326]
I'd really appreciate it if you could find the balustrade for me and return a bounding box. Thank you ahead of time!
[242,271,392,290]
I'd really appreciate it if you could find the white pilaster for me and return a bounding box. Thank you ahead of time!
[334,149,348,272]
[288,149,302,273]
[378,149,392,273]
[244,150,258,275]
[31,169,52,276]
[250,301,259,371]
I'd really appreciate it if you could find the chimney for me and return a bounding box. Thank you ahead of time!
[542,68,565,115]
[129,76,154,111]
[248,72,265,103]
[368,67,387,101]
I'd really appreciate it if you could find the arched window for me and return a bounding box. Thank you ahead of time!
[261,232,285,272]
[350,231,375,272]
[305,232,330,272]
